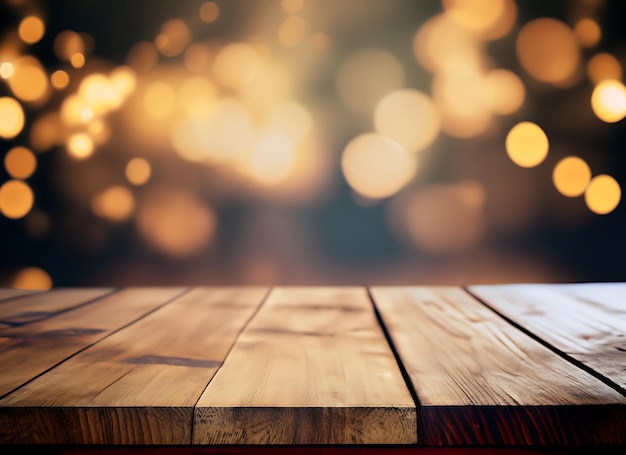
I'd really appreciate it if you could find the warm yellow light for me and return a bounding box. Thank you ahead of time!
[341,133,416,200]
[18,16,45,44]
[443,0,505,35]
[505,122,549,168]
[0,62,14,79]
[516,18,580,86]
[50,70,69,89]
[399,181,485,255]
[87,118,111,145]
[213,42,261,90]
[67,132,94,159]
[0,97,25,139]
[587,53,622,85]
[184,43,212,73]
[110,66,137,99]
[179,76,218,118]
[278,16,309,47]
[480,0,517,41]
[282,0,304,14]
[265,101,313,144]
[91,185,135,222]
[70,52,85,68]
[200,2,219,23]
[54,30,84,61]
[248,131,295,185]
[374,89,440,153]
[485,69,525,115]
[591,80,626,123]
[574,18,601,48]
[126,41,158,74]
[552,156,591,197]
[144,81,176,119]
[60,95,89,125]
[310,32,330,50]
[126,158,152,186]
[136,188,217,258]
[0,179,34,219]
[155,19,191,57]
[30,112,61,151]
[4,146,36,179]
[7,56,49,103]
[12,267,52,290]
[336,48,405,116]
[585,174,621,215]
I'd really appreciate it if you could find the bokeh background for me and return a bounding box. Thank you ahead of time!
[1,0,626,289]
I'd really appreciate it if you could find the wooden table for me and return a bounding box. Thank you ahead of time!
[0,284,624,453]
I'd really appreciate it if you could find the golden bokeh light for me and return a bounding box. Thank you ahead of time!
[587,53,622,85]
[12,267,52,290]
[70,52,85,68]
[200,2,219,23]
[126,41,158,74]
[247,130,295,185]
[144,80,176,119]
[413,14,482,74]
[516,18,580,86]
[432,70,492,138]
[442,0,505,35]
[479,0,517,41]
[399,181,485,255]
[374,89,440,153]
[60,94,90,125]
[341,133,416,200]
[585,174,621,215]
[155,18,191,57]
[213,42,261,90]
[0,97,25,139]
[91,185,135,222]
[278,16,309,47]
[4,146,36,179]
[87,118,111,145]
[591,79,626,123]
[126,157,152,186]
[30,112,61,151]
[0,62,14,79]
[179,76,218,118]
[50,70,69,89]
[282,0,304,14]
[110,66,137,100]
[136,188,217,258]
[67,132,94,159]
[505,121,549,168]
[574,18,601,48]
[0,179,34,219]
[265,101,313,144]
[485,69,525,115]
[18,16,45,44]
[552,156,591,197]
[184,43,213,73]
[54,30,84,61]
[7,56,49,103]
[336,48,405,116]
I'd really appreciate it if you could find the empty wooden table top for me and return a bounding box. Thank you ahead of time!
[0,284,624,448]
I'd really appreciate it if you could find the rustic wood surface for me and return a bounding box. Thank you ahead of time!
[469,283,626,391]
[0,287,187,398]
[0,288,112,329]
[0,287,268,444]
[370,286,626,446]
[194,286,416,445]
[0,289,40,301]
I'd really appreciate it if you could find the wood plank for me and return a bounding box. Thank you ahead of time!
[0,287,268,445]
[0,289,40,302]
[0,288,113,329]
[370,286,626,446]
[0,287,187,398]
[469,283,626,391]
[194,286,416,445]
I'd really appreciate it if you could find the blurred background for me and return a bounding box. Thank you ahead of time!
[1,0,626,289]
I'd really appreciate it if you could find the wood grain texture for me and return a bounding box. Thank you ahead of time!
[469,283,626,391]
[0,287,187,398]
[194,286,416,445]
[370,286,626,446]
[0,289,40,302]
[0,288,112,329]
[0,287,268,445]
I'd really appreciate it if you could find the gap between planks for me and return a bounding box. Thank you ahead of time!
[464,286,626,398]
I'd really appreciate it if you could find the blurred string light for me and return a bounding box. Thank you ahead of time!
[0,0,625,286]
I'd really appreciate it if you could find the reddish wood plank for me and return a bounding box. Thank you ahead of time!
[371,286,626,446]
